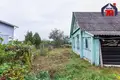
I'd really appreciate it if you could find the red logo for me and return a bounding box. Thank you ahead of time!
[101,3,118,16]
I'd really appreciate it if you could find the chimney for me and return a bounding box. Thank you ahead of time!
[113,3,116,6]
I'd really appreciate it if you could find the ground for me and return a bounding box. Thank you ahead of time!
[32,48,120,80]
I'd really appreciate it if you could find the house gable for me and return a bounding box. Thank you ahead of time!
[70,13,80,37]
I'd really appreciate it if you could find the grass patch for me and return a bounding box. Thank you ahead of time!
[32,48,119,80]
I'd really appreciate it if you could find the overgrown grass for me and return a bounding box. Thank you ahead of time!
[54,52,115,80]
[32,48,119,80]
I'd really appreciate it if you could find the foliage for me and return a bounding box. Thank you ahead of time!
[33,32,41,49]
[49,28,64,47]
[49,29,70,47]
[24,31,41,49]
[0,37,3,44]
[32,48,118,80]
[39,44,48,56]
[0,63,28,80]
[25,71,50,80]
[24,31,34,44]
[63,35,70,44]
[9,39,22,45]
[61,44,71,48]
[0,42,32,80]
[53,51,116,80]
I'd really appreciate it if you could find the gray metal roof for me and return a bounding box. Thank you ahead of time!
[74,12,120,36]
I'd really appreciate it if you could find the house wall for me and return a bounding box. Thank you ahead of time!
[71,29,81,55]
[71,30,94,62]
[93,38,100,65]
[0,23,14,37]
[71,30,100,65]
[82,32,100,65]
[70,15,100,66]
[82,31,93,62]
[0,34,9,44]
[0,23,14,44]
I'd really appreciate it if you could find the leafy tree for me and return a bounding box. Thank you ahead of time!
[33,33,41,48]
[0,37,3,44]
[49,28,64,47]
[63,35,70,44]
[24,31,33,44]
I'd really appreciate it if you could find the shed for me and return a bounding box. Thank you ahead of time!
[70,12,120,66]
[0,20,18,44]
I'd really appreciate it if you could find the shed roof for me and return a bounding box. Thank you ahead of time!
[74,12,120,36]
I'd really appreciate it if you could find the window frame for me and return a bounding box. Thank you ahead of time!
[77,34,79,50]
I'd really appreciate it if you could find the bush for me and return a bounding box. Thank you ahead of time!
[40,44,48,56]
[61,44,71,48]
[25,71,50,80]
[33,33,41,49]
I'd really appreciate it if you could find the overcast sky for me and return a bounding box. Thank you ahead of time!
[0,0,119,41]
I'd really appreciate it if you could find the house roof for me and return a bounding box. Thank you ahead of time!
[0,20,18,28]
[74,12,120,36]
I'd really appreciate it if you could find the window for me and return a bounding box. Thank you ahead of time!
[77,35,79,49]
[73,37,75,48]
[85,38,88,49]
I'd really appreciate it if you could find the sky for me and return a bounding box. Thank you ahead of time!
[0,0,120,41]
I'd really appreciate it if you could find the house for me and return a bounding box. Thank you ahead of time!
[0,20,18,44]
[70,12,120,66]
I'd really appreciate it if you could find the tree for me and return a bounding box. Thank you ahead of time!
[33,32,41,48]
[0,37,3,44]
[49,28,64,47]
[24,31,33,44]
[63,35,70,44]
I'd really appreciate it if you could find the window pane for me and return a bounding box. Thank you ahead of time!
[73,37,75,48]
[85,38,88,48]
[77,35,79,49]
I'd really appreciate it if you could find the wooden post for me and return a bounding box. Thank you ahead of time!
[99,41,103,67]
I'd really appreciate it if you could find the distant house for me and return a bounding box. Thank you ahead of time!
[70,12,120,66]
[0,20,18,44]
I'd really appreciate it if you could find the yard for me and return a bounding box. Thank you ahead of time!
[31,48,120,80]
[0,41,120,80]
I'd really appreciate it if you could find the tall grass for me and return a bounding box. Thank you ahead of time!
[31,48,118,80]
[53,50,116,80]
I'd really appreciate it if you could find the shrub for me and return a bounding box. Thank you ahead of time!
[25,71,50,80]
[33,33,41,49]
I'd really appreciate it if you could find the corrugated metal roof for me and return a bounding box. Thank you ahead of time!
[74,12,120,36]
